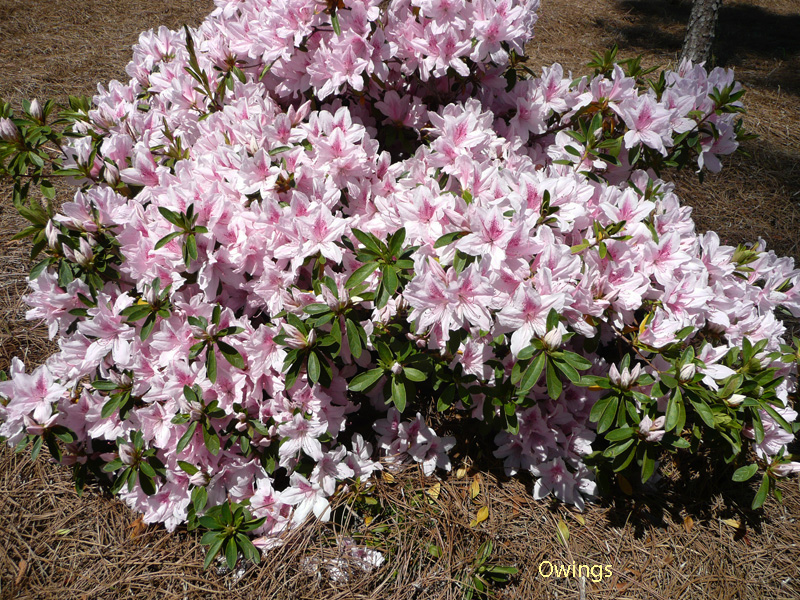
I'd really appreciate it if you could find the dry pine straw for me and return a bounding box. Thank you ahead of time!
[1,0,800,598]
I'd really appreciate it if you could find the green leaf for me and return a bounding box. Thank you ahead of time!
[597,396,620,434]
[732,463,759,482]
[29,257,52,280]
[392,377,407,413]
[268,145,291,156]
[351,229,384,255]
[558,351,593,371]
[346,261,378,289]
[689,399,715,429]
[752,473,769,509]
[349,368,384,392]
[186,233,198,261]
[307,351,320,385]
[382,265,398,295]
[553,358,581,384]
[605,427,635,442]
[641,446,656,483]
[140,313,157,341]
[158,206,184,228]
[433,230,469,248]
[154,231,183,250]
[303,303,331,315]
[177,422,198,454]
[217,340,245,369]
[100,396,122,419]
[203,425,220,456]
[387,228,406,257]
[178,460,199,475]
[204,536,225,570]
[545,359,562,400]
[206,347,217,384]
[121,304,153,322]
[345,318,362,359]
[519,352,545,392]
[403,367,426,382]
[664,388,682,432]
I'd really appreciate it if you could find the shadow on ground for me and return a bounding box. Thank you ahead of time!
[610,0,800,94]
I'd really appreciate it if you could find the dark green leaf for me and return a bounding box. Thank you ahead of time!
[217,340,245,369]
[732,463,759,482]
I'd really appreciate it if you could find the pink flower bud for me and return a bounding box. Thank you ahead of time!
[104,163,120,187]
[542,328,562,350]
[23,414,46,436]
[390,362,403,375]
[189,470,211,487]
[0,117,19,142]
[679,363,696,382]
[725,393,745,407]
[118,443,135,465]
[45,221,59,248]
[772,462,800,477]
[29,99,43,120]
[74,238,94,267]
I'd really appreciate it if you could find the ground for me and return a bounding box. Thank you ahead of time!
[1,1,799,598]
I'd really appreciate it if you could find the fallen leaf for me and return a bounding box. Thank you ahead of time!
[470,506,489,527]
[572,513,585,526]
[129,515,147,538]
[15,560,27,586]
[427,482,441,500]
[721,518,741,529]
[456,467,468,479]
[556,519,570,546]
[364,516,373,526]
[683,516,694,532]
[55,528,72,536]
[382,471,395,483]
[470,478,481,499]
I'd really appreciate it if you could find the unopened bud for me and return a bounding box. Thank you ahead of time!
[29,99,43,120]
[542,328,563,350]
[189,470,211,487]
[104,163,120,187]
[771,462,800,477]
[189,405,203,422]
[390,362,403,375]
[45,221,59,248]
[74,238,94,267]
[0,118,19,142]
[725,393,746,407]
[118,443,135,465]
[305,328,316,347]
[679,363,696,382]
[23,414,46,436]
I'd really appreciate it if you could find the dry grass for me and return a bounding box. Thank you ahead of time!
[1,0,800,599]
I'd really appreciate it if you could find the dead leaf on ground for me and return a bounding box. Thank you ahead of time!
[129,515,147,538]
[683,516,694,532]
[470,506,489,527]
[426,482,441,500]
[15,559,27,586]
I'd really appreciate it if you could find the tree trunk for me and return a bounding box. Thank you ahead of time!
[680,0,722,64]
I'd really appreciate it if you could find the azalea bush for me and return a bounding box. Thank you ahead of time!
[2,0,800,568]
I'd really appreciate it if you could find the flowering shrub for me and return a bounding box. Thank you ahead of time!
[2,0,800,566]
